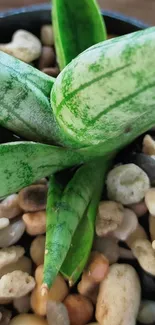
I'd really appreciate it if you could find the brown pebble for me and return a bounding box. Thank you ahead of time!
[41,25,54,46]
[143,134,155,155]
[107,34,117,39]
[18,185,48,212]
[128,201,148,217]
[38,46,55,70]
[149,215,155,241]
[42,66,60,77]
[64,294,93,325]
[22,211,46,236]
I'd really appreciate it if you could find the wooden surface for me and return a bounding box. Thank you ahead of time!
[0,0,154,25]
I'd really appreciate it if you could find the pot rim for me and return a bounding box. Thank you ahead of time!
[0,3,149,29]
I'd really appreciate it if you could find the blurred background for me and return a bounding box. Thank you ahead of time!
[0,0,154,25]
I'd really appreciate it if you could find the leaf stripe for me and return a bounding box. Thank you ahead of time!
[93,80,155,123]
[56,64,130,115]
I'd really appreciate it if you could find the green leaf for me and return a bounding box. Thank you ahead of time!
[52,0,107,70]
[0,51,57,144]
[61,157,111,285]
[0,141,86,198]
[43,157,108,289]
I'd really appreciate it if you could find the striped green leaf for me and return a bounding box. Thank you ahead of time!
[61,157,111,285]
[0,51,57,144]
[0,141,86,198]
[52,0,107,70]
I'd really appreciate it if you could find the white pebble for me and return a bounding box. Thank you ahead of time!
[106,164,150,205]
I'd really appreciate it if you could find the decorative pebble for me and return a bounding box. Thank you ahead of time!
[126,224,147,248]
[106,164,150,205]
[31,265,69,316]
[93,236,119,264]
[77,252,109,304]
[22,211,46,236]
[0,246,24,269]
[38,46,55,70]
[0,271,35,299]
[0,218,25,248]
[143,134,155,155]
[0,194,22,220]
[18,184,48,212]
[96,201,124,236]
[64,294,94,325]
[149,215,155,241]
[47,301,70,325]
[113,208,138,241]
[96,264,141,325]
[0,218,10,230]
[0,256,32,278]
[145,188,155,215]
[42,66,60,77]
[41,25,54,46]
[138,300,155,324]
[30,235,45,266]
[13,294,31,313]
[128,200,148,217]
[130,153,155,185]
[131,239,155,276]
[10,314,48,325]
[0,30,42,63]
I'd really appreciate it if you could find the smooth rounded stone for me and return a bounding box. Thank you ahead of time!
[0,218,25,248]
[126,224,148,249]
[77,252,109,304]
[0,194,22,219]
[0,307,12,325]
[18,184,48,212]
[31,265,69,317]
[106,164,150,205]
[22,211,46,236]
[0,246,25,269]
[47,301,70,325]
[149,215,155,241]
[113,208,138,241]
[38,46,55,70]
[13,294,31,313]
[145,188,155,216]
[129,153,155,185]
[0,30,42,63]
[131,239,155,276]
[143,135,155,156]
[64,294,93,325]
[10,314,48,325]
[138,300,155,324]
[30,235,45,266]
[96,264,141,325]
[93,236,119,264]
[128,200,148,218]
[41,25,54,46]
[0,218,10,230]
[42,66,60,77]
[0,256,32,278]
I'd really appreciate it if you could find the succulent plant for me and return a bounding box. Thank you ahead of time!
[0,0,155,289]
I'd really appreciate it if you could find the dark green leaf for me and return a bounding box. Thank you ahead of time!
[52,0,107,70]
